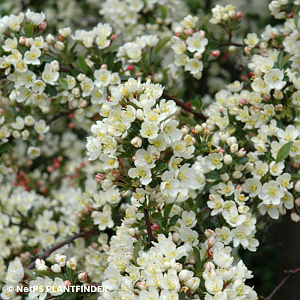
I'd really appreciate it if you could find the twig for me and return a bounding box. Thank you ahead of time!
[262,267,300,300]
[218,42,284,50]
[162,92,207,122]
[46,108,76,124]
[143,208,154,246]
[26,229,98,269]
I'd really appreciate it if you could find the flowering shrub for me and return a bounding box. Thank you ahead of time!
[1,1,300,299]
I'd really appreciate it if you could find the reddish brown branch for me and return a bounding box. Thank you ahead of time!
[26,229,98,269]
[262,267,300,300]
[46,108,76,124]
[162,92,207,122]
[218,42,284,50]
[143,208,154,246]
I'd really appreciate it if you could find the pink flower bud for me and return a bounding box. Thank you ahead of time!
[172,262,183,272]
[199,30,206,38]
[101,64,107,69]
[212,50,220,57]
[25,38,32,47]
[205,262,215,271]
[39,22,47,31]
[131,136,142,148]
[185,29,194,36]
[236,11,243,18]
[110,33,117,41]
[188,257,196,265]
[78,271,88,282]
[275,104,283,111]
[204,229,215,238]
[151,223,159,231]
[132,155,137,162]
[181,125,189,135]
[190,128,196,135]
[278,206,286,216]
[207,236,216,247]
[64,280,72,287]
[137,281,147,290]
[57,35,64,42]
[241,75,248,81]
[240,98,247,105]
[244,46,251,55]
[263,93,271,101]
[204,128,210,135]
[19,36,26,45]
[236,148,246,158]
[295,198,300,206]
[174,32,181,37]
[294,162,299,169]
[291,212,300,222]
[127,64,134,71]
[95,173,105,183]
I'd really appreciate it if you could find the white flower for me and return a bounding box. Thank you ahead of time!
[24,46,41,65]
[128,166,152,185]
[28,276,51,300]
[5,260,24,284]
[55,254,67,267]
[27,146,41,159]
[186,32,208,53]
[205,153,223,170]
[244,33,259,48]
[258,181,285,205]
[264,69,285,90]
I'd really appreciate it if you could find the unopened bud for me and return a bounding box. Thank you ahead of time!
[78,271,88,282]
[204,229,215,238]
[205,262,215,271]
[131,136,142,148]
[95,173,105,183]
[291,212,300,222]
[236,148,246,158]
[172,232,180,244]
[224,155,232,165]
[39,22,47,31]
[188,257,196,265]
[54,41,65,51]
[185,29,194,36]
[207,236,216,247]
[51,264,61,273]
[212,50,220,57]
[172,262,183,272]
[230,143,239,153]
[295,198,300,207]
[137,281,147,290]
[19,36,26,45]
[278,206,286,216]
[64,280,72,287]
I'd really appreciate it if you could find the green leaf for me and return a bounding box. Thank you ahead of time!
[168,215,179,227]
[39,56,53,63]
[58,78,68,91]
[77,57,88,74]
[159,5,167,19]
[34,270,58,279]
[164,203,174,217]
[192,246,201,269]
[24,23,34,37]
[0,143,10,153]
[282,54,293,68]
[154,37,171,55]
[25,269,36,280]
[65,266,74,281]
[106,52,117,70]
[189,98,202,109]
[133,240,142,264]
[276,141,293,163]
[179,292,186,300]
[277,50,284,70]
[294,6,300,27]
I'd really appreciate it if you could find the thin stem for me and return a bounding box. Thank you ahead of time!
[262,267,300,300]
[26,229,98,269]
[218,42,284,50]
[143,208,154,246]
[46,108,76,124]
[162,92,207,122]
